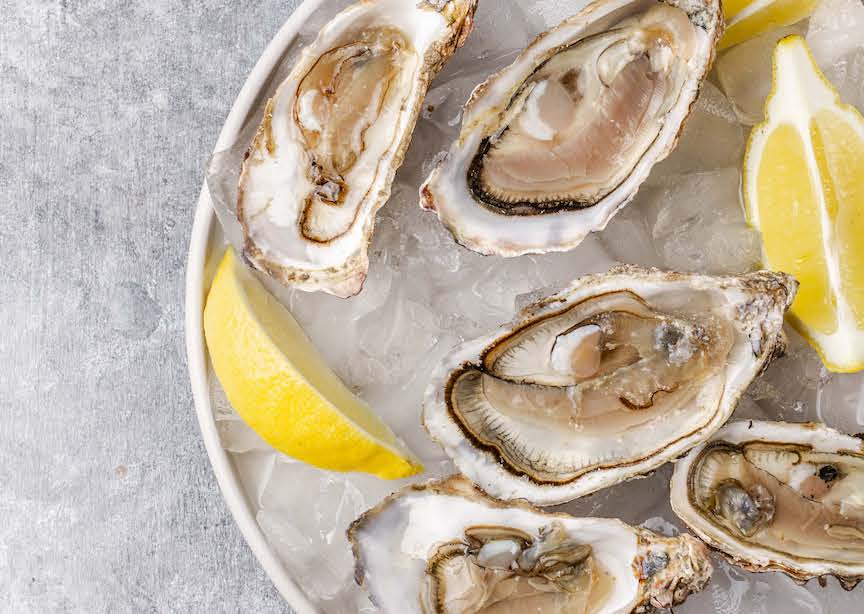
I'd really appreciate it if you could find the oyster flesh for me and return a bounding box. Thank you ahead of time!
[424,267,797,505]
[421,0,723,256]
[238,0,477,297]
[349,477,712,613]
[671,420,864,587]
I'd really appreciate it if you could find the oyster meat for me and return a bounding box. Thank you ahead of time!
[349,477,712,613]
[424,267,797,505]
[421,0,723,256]
[671,420,864,587]
[238,0,477,297]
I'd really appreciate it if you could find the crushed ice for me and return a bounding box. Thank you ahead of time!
[205,2,864,612]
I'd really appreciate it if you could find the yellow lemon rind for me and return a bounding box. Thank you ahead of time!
[204,249,424,480]
[743,36,864,372]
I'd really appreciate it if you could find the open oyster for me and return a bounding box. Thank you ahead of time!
[671,420,864,587]
[424,267,797,505]
[238,0,477,297]
[421,0,723,256]
[349,477,712,613]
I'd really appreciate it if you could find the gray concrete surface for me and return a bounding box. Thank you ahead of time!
[0,2,302,611]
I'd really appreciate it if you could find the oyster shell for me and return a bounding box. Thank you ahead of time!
[671,420,864,587]
[421,0,723,256]
[348,476,712,613]
[424,267,797,505]
[238,0,477,297]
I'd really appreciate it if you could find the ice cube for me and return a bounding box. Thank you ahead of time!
[615,168,762,275]
[807,0,864,68]
[533,0,582,27]
[651,82,745,176]
[653,170,755,273]
[815,372,864,434]
[231,451,277,509]
[684,560,826,614]
[640,516,681,536]
[746,329,826,421]
[439,0,544,81]
[715,23,809,125]
[599,191,666,268]
[514,285,563,314]
[821,48,864,113]
[257,459,396,604]
[216,419,273,454]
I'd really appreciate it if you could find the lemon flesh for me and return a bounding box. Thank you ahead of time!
[720,0,819,50]
[744,36,864,372]
[203,249,423,479]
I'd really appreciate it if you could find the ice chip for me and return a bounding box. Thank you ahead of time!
[821,48,864,113]
[640,516,681,537]
[716,24,809,125]
[611,168,762,275]
[807,0,864,68]
[651,82,745,175]
[816,372,864,434]
[599,194,666,268]
[203,1,864,611]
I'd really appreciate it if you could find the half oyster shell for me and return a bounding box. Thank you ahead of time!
[421,0,723,256]
[238,0,477,297]
[348,476,712,613]
[671,420,864,587]
[424,267,797,505]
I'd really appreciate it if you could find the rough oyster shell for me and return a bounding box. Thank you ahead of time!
[671,420,864,588]
[423,267,797,506]
[238,0,477,297]
[421,0,723,256]
[348,476,712,613]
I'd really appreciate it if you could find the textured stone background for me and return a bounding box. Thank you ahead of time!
[0,1,301,611]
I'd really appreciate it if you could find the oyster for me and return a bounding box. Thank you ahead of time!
[421,0,723,256]
[424,267,797,505]
[238,0,477,297]
[671,420,864,587]
[348,477,712,613]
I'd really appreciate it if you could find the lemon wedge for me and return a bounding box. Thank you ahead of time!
[720,0,818,50]
[203,249,423,478]
[744,36,864,372]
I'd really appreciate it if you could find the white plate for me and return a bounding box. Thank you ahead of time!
[186,1,864,612]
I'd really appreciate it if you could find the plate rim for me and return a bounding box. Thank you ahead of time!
[184,2,325,612]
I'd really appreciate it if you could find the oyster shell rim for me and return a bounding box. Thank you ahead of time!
[237,0,479,298]
[670,419,864,589]
[422,266,798,506]
[419,0,726,258]
[347,475,714,613]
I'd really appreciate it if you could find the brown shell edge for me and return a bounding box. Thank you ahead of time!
[348,476,716,612]
[238,0,479,298]
[419,0,726,251]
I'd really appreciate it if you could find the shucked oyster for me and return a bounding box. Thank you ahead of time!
[421,0,723,256]
[424,267,797,505]
[671,421,864,587]
[238,0,477,297]
[349,477,712,613]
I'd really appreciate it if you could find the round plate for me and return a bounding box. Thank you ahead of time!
[186,1,864,612]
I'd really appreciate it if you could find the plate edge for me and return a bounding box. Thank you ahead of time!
[184,2,327,612]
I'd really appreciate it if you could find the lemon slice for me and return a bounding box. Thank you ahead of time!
[744,36,864,372]
[720,0,818,50]
[203,249,423,478]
